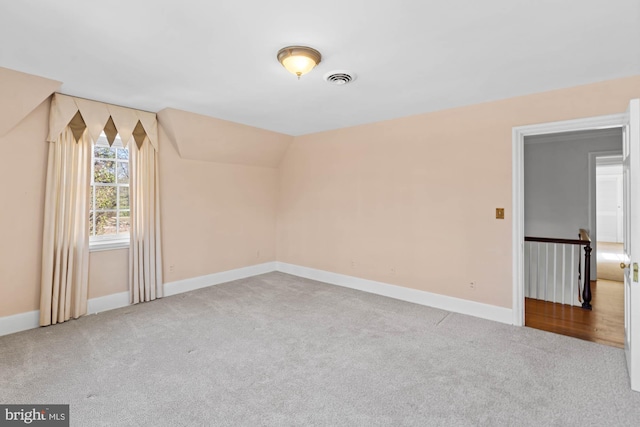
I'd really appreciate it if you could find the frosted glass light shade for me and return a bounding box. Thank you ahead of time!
[277,46,322,78]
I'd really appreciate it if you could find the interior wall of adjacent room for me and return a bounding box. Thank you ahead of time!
[596,162,624,243]
[277,75,640,309]
[524,132,622,240]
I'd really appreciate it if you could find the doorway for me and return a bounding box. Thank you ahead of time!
[512,113,628,326]
[514,100,640,391]
[596,155,625,283]
[512,112,626,324]
[521,129,624,347]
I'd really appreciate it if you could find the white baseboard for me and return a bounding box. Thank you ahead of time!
[87,291,130,315]
[0,310,40,337]
[276,262,513,325]
[85,261,279,313]
[164,261,277,297]
[0,291,132,338]
[1,260,513,337]
[0,262,278,337]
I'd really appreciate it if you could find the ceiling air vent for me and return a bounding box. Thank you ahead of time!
[324,70,357,86]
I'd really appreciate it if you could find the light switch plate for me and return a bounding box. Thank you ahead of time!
[496,208,505,219]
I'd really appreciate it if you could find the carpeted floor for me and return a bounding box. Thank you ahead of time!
[2,272,640,426]
[598,241,625,282]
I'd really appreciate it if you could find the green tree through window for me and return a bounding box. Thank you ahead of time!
[89,136,130,240]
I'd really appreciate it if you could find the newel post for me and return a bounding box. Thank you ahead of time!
[582,243,592,310]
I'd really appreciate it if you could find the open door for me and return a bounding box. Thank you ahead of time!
[623,99,640,391]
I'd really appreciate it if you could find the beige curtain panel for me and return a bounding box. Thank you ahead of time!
[40,125,92,326]
[130,139,164,303]
[41,94,163,327]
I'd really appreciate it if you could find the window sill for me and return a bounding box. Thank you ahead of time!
[89,239,130,252]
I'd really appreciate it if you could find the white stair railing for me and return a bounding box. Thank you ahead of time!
[524,230,592,309]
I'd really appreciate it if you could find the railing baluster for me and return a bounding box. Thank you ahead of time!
[543,243,548,301]
[528,242,533,299]
[524,229,591,309]
[582,243,592,310]
[537,243,541,300]
[570,245,575,305]
[524,242,528,298]
[553,244,557,304]
[530,242,535,300]
[562,245,567,304]
[532,242,536,299]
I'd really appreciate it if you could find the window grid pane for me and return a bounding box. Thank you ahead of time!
[90,139,130,242]
[116,185,120,233]
[117,161,129,184]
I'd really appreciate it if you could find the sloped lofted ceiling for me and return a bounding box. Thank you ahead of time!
[158,108,292,167]
[1,1,639,136]
[0,68,61,137]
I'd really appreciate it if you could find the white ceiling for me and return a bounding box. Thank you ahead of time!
[1,0,639,136]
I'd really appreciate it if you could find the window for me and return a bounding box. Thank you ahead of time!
[89,134,130,250]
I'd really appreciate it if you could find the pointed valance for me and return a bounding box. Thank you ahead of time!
[47,93,158,150]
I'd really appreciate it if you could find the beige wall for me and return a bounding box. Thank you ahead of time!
[0,97,279,318]
[0,100,133,315]
[2,73,640,319]
[0,100,49,317]
[158,108,292,167]
[88,249,129,299]
[87,126,281,295]
[0,67,60,137]
[159,126,278,283]
[277,76,640,309]
[0,100,133,317]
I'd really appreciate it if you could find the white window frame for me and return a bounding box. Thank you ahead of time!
[89,134,130,252]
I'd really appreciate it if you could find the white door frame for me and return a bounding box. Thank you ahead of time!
[512,113,626,326]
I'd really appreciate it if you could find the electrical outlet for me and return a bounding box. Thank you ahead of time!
[469,281,475,290]
[256,250,261,259]
[169,264,175,273]
[351,260,356,268]
[390,267,396,275]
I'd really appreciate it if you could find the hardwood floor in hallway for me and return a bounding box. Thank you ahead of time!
[525,279,624,348]
[597,241,624,282]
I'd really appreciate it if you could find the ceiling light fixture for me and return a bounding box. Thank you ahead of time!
[277,46,322,79]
